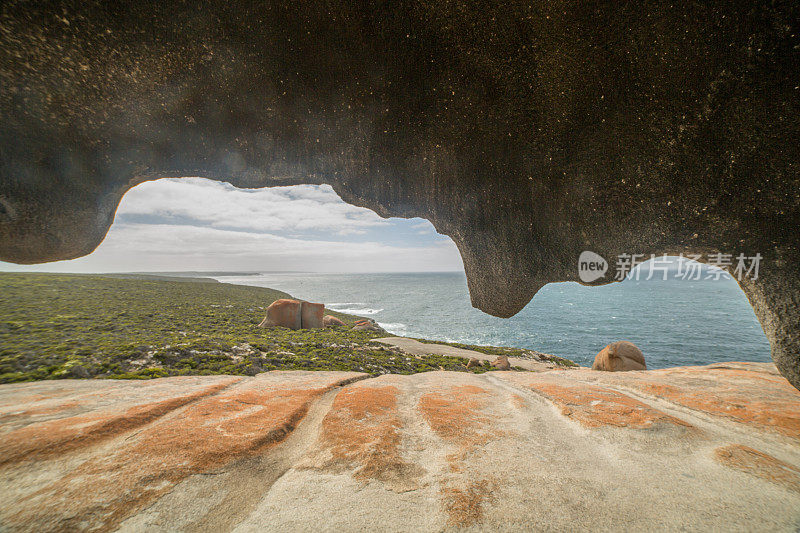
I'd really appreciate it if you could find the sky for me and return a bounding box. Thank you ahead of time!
[0,178,464,273]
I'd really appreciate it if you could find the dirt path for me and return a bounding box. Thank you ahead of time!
[373,336,561,371]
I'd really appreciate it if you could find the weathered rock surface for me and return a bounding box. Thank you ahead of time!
[353,319,384,332]
[592,340,647,372]
[322,315,346,327]
[258,299,325,329]
[258,299,302,329]
[2,365,799,531]
[1,2,798,389]
[490,355,511,370]
[300,301,324,329]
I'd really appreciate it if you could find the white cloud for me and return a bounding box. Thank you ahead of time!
[0,179,465,273]
[116,178,390,234]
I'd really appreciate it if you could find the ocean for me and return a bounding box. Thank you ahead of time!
[213,271,771,369]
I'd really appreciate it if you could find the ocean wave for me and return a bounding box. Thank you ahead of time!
[377,322,408,335]
[326,302,365,307]
[328,307,384,315]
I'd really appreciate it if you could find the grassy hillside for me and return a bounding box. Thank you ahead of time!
[0,273,504,383]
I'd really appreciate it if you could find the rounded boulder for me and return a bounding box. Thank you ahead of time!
[592,341,646,372]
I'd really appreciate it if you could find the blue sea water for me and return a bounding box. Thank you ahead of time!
[214,271,771,369]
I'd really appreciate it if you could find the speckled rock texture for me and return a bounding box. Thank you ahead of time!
[592,340,647,371]
[257,298,302,329]
[0,2,798,388]
[1,365,799,531]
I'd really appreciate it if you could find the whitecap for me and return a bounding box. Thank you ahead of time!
[329,307,384,315]
[377,322,408,335]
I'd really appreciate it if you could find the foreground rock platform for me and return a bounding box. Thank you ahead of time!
[1,365,799,531]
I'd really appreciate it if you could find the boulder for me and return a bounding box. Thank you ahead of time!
[258,299,326,329]
[258,299,302,329]
[323,315,346,327]
[592,341,647,372]
[300,301,325,329]
[466,358,481,369]
[490,355,511,370]
[353,319,383,332]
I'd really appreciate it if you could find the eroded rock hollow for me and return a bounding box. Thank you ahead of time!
[1,2,798,387]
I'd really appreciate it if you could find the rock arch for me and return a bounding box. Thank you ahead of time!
[1,1,797,388]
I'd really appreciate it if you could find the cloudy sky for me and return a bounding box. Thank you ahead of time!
[0,178,464,273]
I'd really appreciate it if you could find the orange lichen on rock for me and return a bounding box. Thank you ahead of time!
[0,400,79,422]
[641,387,800,439]
[418,383,501,527]
[534,382,691,429]
[4,372,363,533]
[511,394,526,409]
[0,378,241,467]
[418,384,495,450]
[312,381,423,490]
[441,478,497,528]
[497,373,692,429]
[715,444,800,492]
[2,369,800,530]
[595,365,800,439]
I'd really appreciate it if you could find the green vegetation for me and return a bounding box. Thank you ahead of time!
[414,338,578,367]
[0,273,543,383]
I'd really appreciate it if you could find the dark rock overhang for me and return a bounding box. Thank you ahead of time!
[1,1,798,388]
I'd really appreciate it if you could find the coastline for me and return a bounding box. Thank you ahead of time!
[206,271,772,369]
[0,272,575,384]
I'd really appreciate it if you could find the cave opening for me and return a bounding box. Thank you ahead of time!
[0,2,798,525]
[0,178,770,370]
